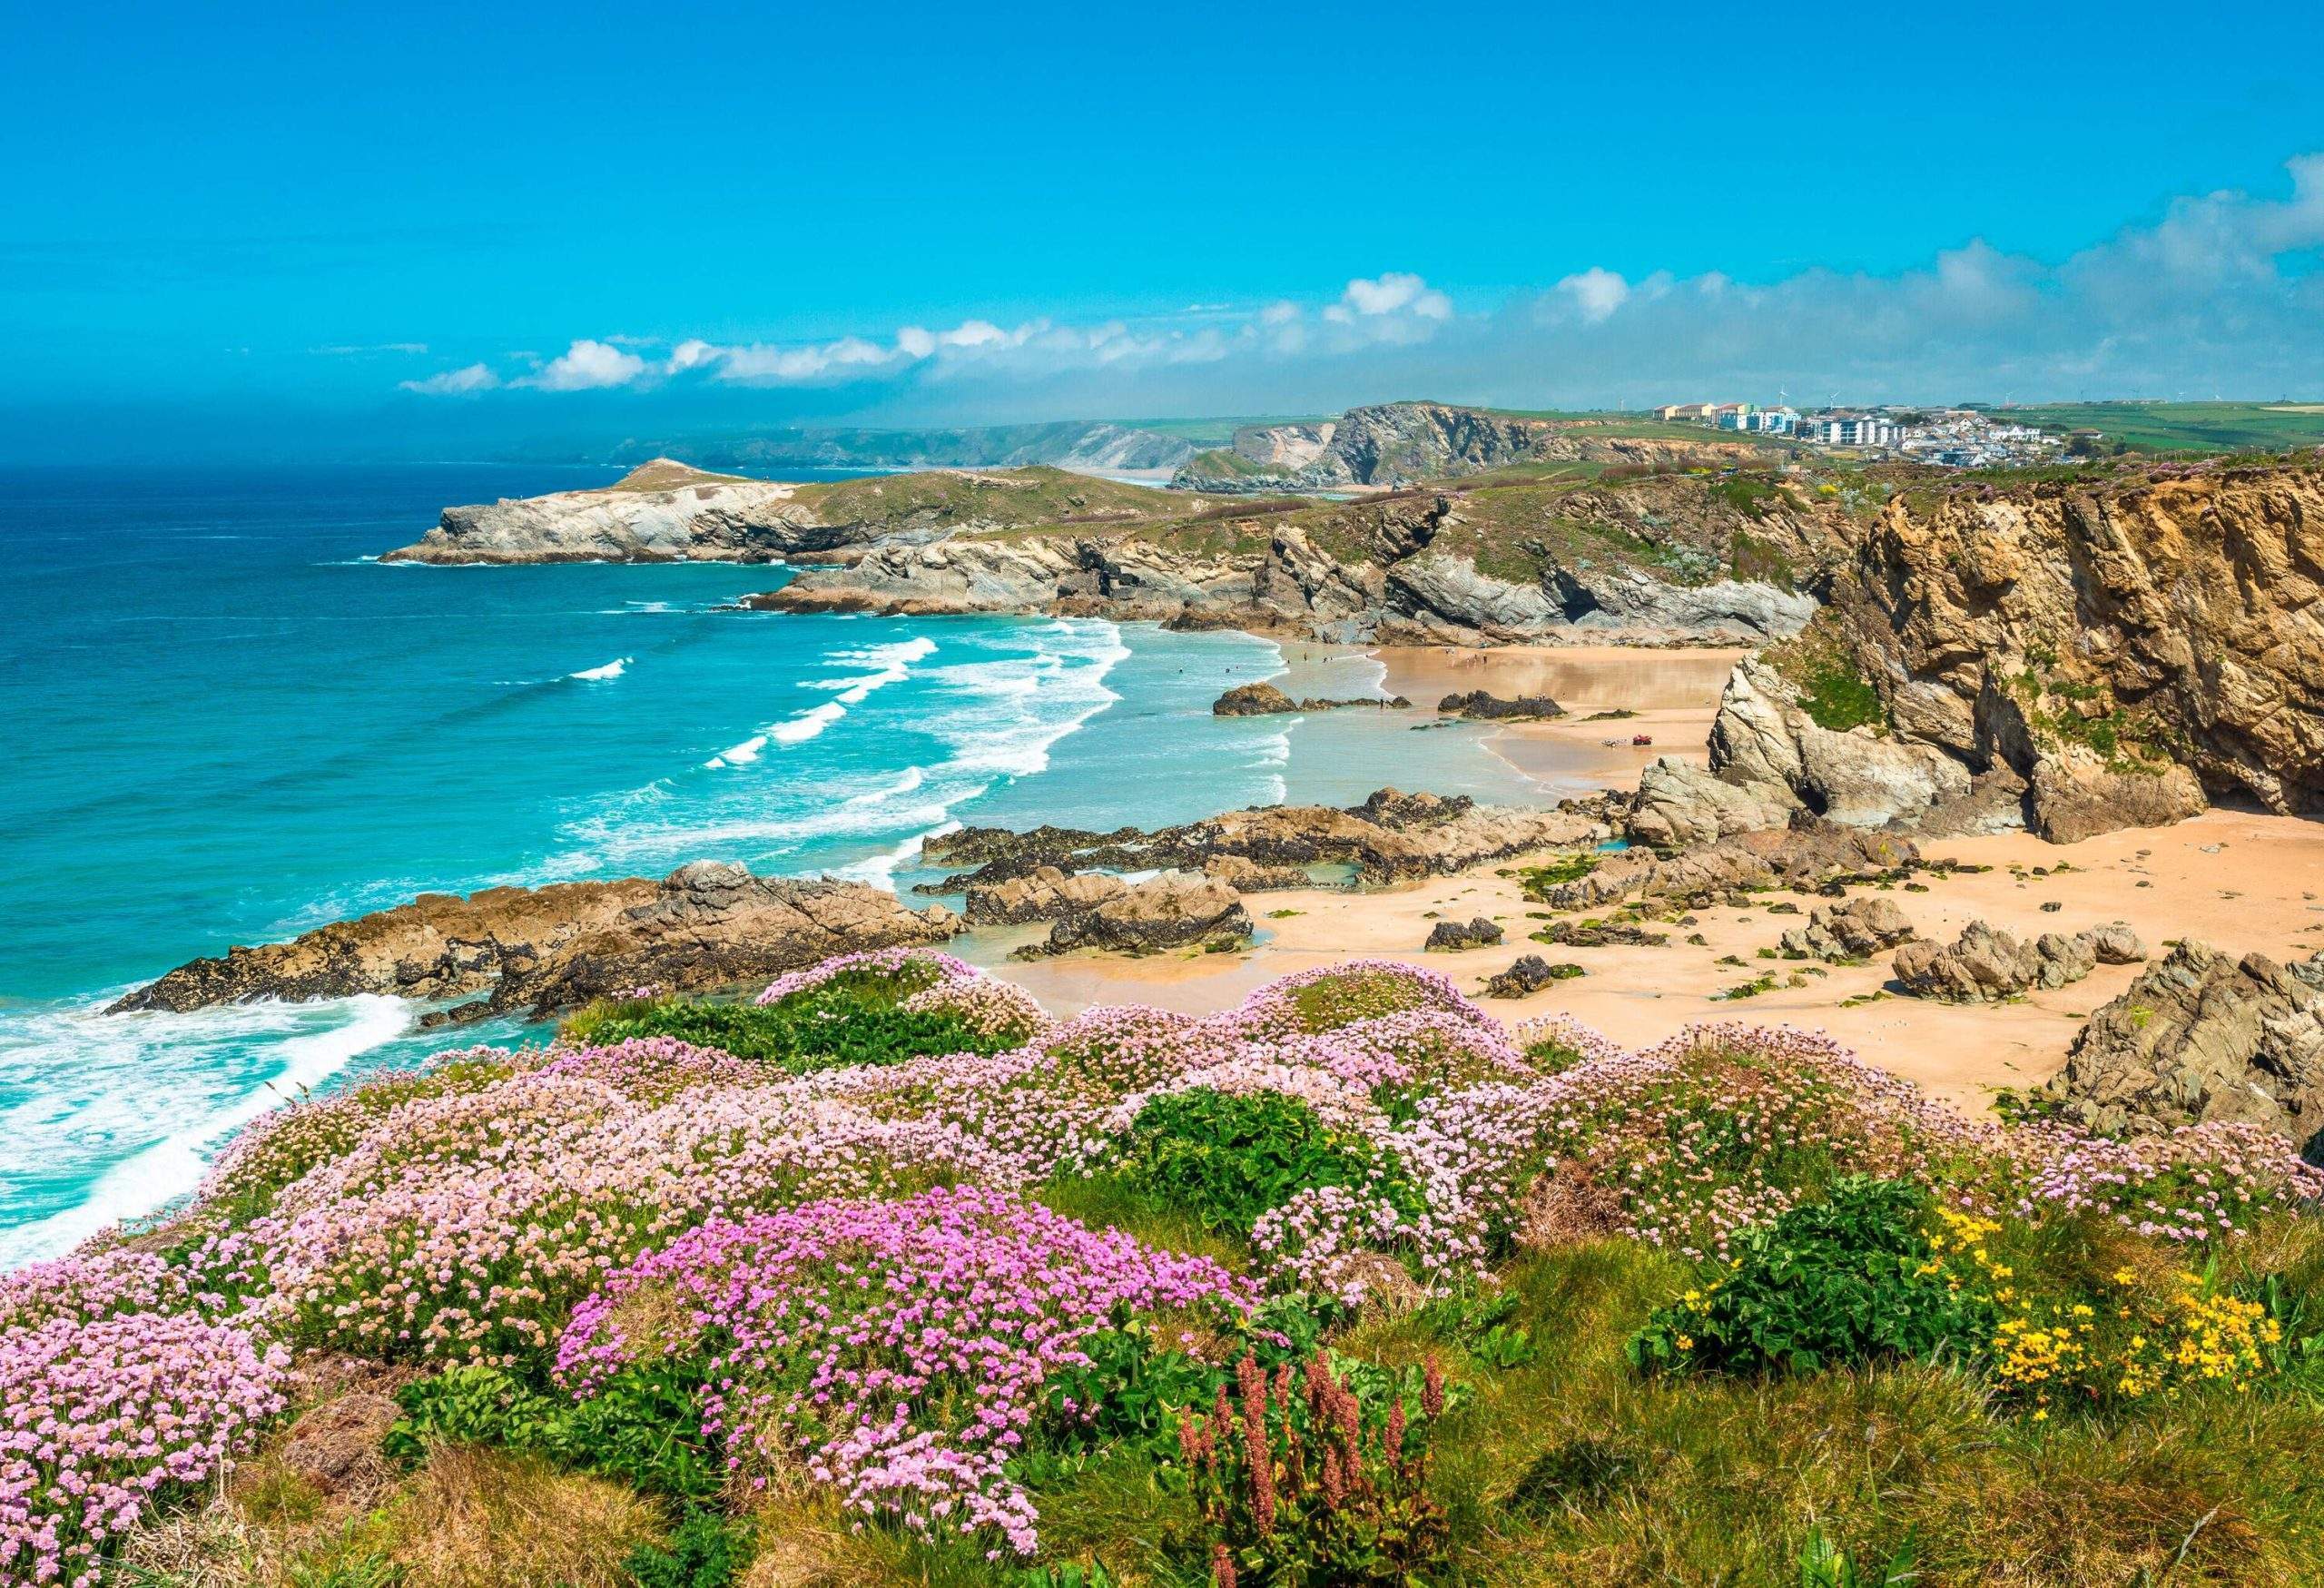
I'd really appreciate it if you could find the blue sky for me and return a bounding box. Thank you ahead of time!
[5,0,2323,458]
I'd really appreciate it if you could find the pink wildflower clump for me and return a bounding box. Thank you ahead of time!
[899,974,1050,1046]
[1221,960,1482,1041]
[1515,1021,1990,1260]
[260,1072,1009,1362]
[1,1310,289,1588]
[753,946,984,1007]
[197,1045,522,1215]
[555,1185,1253,1560]
[1986,1118,2324,1241]
[533,1035,764,1100]
[0,1248,216,1333]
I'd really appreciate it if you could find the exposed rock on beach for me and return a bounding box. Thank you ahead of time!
[112,862,959,1019]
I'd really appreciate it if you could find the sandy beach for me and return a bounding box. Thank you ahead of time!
[974,643,2324,1119]
[1373,642,1746,793]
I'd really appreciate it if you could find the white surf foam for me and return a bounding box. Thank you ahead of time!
[570,656,633,681]
[0,993,412,1269]
[770,700,848,746]
[705,735,768,769]
[827,819,961,893]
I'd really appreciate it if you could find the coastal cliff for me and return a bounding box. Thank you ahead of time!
[756,470,1836,643]
[1171,401,1765,490]
[1607,457,2324,852]
[1817,460,2324,820]
[382,459,1177,566]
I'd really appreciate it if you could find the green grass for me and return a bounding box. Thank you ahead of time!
[1173,448,1286,483]
[793,467,1174,534]
[1766,621,1886,734]
[1989,401,2324,455]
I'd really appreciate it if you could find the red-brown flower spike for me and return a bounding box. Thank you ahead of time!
[1423,1352,1444,1419]
[1212,1542,1237,1588]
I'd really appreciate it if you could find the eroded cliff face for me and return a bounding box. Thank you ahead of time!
[382,461,1177,566]
[384,461,832,564]
[1822,462,2324,819]
[759,486,1825,645]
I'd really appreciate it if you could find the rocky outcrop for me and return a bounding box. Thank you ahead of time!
[1891,920,2145,1003]
[384,460,833,565]
[1543,823,1921,913]
[1212,682,1406,715]
[1550,568,1817,638]
[1483,955,1583,998]
[2037,943,2324,1152]
[1437,691,1564,721]
[1025,874,1251,957]
[1215,682,1300,715]
[763,458,1832,646]
[1627,757,1796,851]
[113,863,959,1019]
[1777,897,1919,962]
[387,461,1175,567]
[1235,423,1335,469]
[962,866,1128,926]
[1709,659,1974,827]
[1291,403,1765,488]
[1202,855,1313,892]
[1812,460,2324,824]
[1424,917,1503,951]
[921,789,1604,894]
[2025,755,2207,845]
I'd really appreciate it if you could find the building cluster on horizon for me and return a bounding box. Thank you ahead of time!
[1653,400,1799,435]
[1650,399,2062,467]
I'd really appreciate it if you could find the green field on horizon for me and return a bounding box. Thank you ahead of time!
[1994,400,2324,453]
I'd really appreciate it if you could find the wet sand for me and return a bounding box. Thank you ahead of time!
[970,645,2324,1118]
[1375,643,1746,794]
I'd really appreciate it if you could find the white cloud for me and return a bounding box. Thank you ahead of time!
[520,339,648,390]
[665,338,720,373]
[1335,271,1452,320]
[397,362,497,395]
[1555,266,1630,324]
[375,158,2324,413]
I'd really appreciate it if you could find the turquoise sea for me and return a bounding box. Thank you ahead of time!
[0,464,1541,1267]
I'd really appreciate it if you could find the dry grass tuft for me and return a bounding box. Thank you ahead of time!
[372,1445,662,1588]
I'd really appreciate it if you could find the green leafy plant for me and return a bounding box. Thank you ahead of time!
[623,1509,752,1588]
[563,968,1014,1073]
[1629,1179,1989,1375]
[1797,1524,1919,1587]
[384,1361,723,1501]
[1016,1563,1118,1588]
[1119,1089,1423,1234]
[1416,1289,1537,1369]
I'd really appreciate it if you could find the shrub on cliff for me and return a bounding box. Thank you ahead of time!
[1628,1178,1987,1375]
[1116,1089,1423,1238]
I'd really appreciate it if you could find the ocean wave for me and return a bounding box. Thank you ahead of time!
[1244,728,1295,769]
[705,734,768,769]
[569,656,632,681]
[770,700,848,745]
[556,618,1130,883]
[824,819,961,893]
[0,993,411,1268]
[921,619,1129,780]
